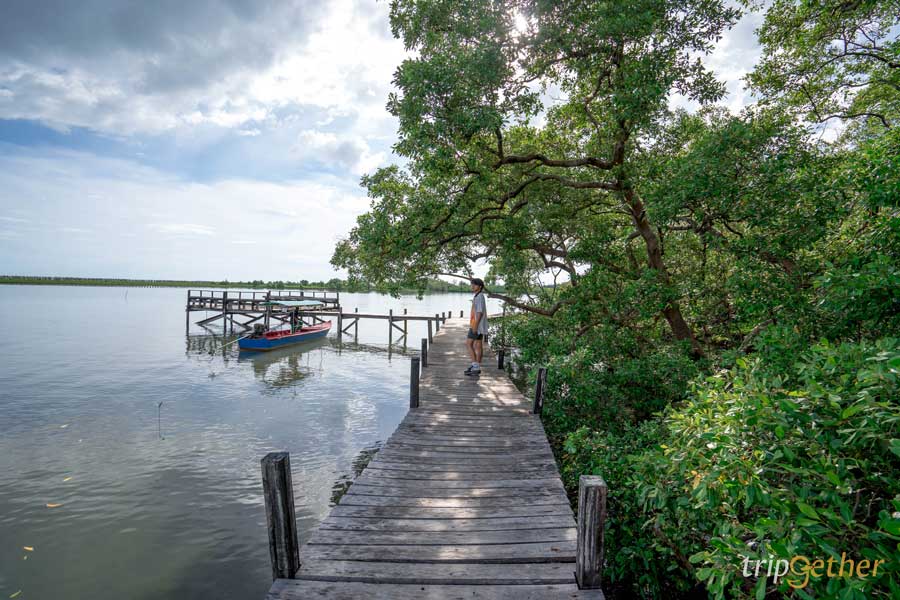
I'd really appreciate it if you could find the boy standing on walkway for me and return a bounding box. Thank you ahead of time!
[464,278,488,376]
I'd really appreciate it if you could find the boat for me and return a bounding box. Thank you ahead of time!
[238,299,332,351]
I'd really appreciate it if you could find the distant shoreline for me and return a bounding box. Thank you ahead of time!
[0,275,474,293]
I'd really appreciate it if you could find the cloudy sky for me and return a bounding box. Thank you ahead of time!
[0,0,762,281]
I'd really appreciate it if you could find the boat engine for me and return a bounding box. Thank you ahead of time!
[252,323,267,337]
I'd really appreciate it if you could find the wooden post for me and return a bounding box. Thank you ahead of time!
[222,291,228,332]
[532,367,547,415]
[427,319,433,343]
[388,309,393,346]
[264,291,271,330]
[403,308,407,315]
[421,338,428,368]
[576,475,608,589]
[410,357,420,408]
[460,309,464,318]
[337,311,343,340]
[354,307,358,338]
[498,349,505,370]
[434,313,440,332]
[261,452,300,581]
[403,317,408,344]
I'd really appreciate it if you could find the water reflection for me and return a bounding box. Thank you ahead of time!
[238,340,326,391]
[0,286,482,600]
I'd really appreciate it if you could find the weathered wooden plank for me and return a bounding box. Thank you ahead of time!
[318,515,576,533]
[329,503,573,520]
[308,526,576,546]
[337,494,569,509]
[300,541,576,563]
[387,433,549,446]
[365,463,559,476]
[352,470,562,482]
[290,559,579,585]
[375,447,546,459]
[267,580,605,600]
[344,482,566,498]
[372,453,552,467]
[351,474,566,489]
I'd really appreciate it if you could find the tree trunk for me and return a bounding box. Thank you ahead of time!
[623,188,702,355]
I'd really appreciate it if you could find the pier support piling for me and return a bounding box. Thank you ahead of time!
[410,357,420,408]
[222,291,228,333]
[427,320,433,344]
[576,475,607,589]
[532,367,547,415]
[421,338,428,368]
[261,452,300,581]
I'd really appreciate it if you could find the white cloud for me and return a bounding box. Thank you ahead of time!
[150,223,216,237]
[669,7,764,114]
[0,0,403,148]
[0,149,370,280]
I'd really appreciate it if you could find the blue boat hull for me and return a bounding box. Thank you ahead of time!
[238,322,331,351]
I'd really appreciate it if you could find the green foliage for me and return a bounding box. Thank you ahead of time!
[560,340,900,599]
[332,1,900,598]
[748,0,900,133]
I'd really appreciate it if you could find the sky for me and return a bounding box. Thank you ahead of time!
[0,0,764,281]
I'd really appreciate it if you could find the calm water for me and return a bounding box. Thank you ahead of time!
[0,285,498,600]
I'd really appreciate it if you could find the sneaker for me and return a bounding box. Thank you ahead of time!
[464,365,481,376]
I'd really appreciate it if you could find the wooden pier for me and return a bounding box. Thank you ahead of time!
[186,289,467,345]
[186,289,340,333]
[263,320,606,599]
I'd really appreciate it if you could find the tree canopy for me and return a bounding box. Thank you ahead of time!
[332,1,900,597]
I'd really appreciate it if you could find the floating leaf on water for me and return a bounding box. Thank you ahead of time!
[62,477,72,482]
[46,503,63,508]
[60,424,69,428]
[10,591,22,598]
[23,546,33,551]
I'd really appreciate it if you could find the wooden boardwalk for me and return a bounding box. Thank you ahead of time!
[266,320,605,599]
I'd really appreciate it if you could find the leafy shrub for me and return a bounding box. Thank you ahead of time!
[560,339,900,599]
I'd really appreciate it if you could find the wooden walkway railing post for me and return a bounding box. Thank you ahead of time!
[434,313,440,332]
[421,338,428,368]
[388,309,394,346]
[222,291,229,333]
[576,475,608,589]
[410,357,420,408]
[532,366,547,414]
[427,319,433,344]
[498,348,505,369]
[261,452,300,581]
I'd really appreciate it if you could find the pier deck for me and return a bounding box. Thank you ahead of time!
[266,320,604,599]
